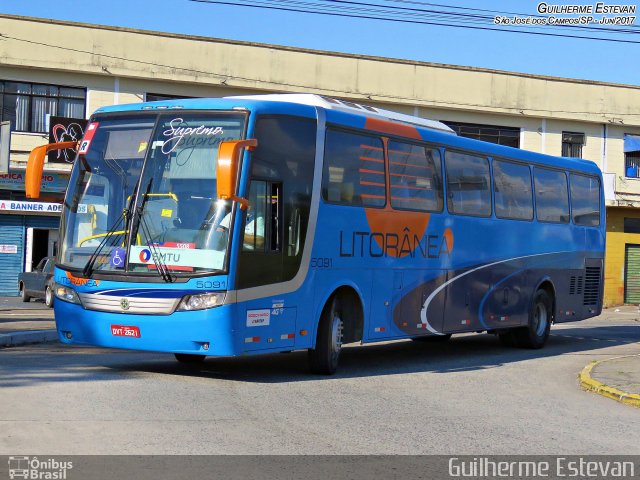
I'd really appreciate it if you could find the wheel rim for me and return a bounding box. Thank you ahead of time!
[46,288,52,305]
[533,302,548,337]
[330,313,344,361]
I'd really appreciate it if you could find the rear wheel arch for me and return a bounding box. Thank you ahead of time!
[534,278,556,324]
[312,285,365,347]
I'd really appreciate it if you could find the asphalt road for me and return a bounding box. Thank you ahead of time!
[1,315,639,455]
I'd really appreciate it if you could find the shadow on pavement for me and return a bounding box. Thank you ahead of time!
[1,323,639,387]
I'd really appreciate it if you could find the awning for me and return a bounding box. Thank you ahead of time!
[624,134,640,153]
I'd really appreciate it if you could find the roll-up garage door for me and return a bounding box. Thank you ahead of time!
[624,244,640,304]
[0,216,25,296]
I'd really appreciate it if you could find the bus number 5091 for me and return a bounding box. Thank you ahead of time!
[311,258,333,269]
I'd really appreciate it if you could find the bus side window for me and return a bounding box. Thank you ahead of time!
[570,174,601,226]
[388,140,443,212]
[493,160,534,221]
[444,150,491,217]
[323,129,385,208]
[534,167,570,223]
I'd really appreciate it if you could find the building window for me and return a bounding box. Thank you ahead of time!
[561,131,584,158]
[624,134,640,178]
[0,81,86,133]
[624,217,640,234]
[441,121,520,148]
[145,93,194,102]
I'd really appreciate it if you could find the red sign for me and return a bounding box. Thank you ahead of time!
[111,325,141,338]
[78,122,99,154]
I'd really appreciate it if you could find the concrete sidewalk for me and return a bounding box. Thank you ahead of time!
[580,355,640,408]
[0,296,57,347]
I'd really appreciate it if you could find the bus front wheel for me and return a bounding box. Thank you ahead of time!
[308,297,344,375]
[511,289,553,349]
[174,353,207,364]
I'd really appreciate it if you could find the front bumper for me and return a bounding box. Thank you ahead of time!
[54,299,238,356]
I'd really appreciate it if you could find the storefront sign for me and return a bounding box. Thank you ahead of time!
[0,171,69,193]
[0,201,62,213]
[48,116,87,164]
[0,244,18,254]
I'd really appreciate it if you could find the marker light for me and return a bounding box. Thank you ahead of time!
[54,284,81,305]
[177,292,226,311]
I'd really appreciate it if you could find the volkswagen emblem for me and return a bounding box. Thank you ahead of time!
[120,298,130,311]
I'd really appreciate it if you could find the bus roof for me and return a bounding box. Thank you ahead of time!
[94,94,601,176]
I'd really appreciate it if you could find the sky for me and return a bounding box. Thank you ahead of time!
[1,0,639,85]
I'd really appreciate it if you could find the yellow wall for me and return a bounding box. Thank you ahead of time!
[604,207,640,307]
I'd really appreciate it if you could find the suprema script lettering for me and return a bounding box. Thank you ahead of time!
[162,118,225,154]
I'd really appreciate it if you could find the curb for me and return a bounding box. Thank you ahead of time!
[579,356,640,408]
[0,329,59,348]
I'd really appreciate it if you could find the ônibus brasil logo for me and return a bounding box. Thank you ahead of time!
[8,456,73,479]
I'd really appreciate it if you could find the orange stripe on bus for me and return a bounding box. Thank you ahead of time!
[365,117,422,140]
[360,156,384,163]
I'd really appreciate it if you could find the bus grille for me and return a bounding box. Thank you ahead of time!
[78,293,180,315]
[583,267,601,306]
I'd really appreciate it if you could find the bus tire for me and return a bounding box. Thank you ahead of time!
[514,289,552,349]
[308,296,344,375]
[174,353,206,364]
[412,334,452,342]
[20,283,30,303]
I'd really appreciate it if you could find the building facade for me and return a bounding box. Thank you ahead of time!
[0,14,639,302]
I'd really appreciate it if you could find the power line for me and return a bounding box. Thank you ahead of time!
[189,0,640,43]
[1,33,638,119]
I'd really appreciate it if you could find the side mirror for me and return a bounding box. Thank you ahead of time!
[26,141,78,199]
[216,139,257,210]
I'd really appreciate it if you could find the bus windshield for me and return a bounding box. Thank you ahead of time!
[59,112,247,276]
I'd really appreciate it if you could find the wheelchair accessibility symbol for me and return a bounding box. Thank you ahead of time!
[110,248,126,268]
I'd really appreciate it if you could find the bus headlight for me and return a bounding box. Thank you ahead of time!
[177,292,226,311]
[54,284,81,305]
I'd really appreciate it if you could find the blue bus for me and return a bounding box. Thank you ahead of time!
[26,94,605,374]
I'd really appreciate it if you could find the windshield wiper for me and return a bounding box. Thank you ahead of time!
[131,179,174,283]
[82,182,138,277]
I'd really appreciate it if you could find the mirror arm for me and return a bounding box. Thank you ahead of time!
[217,139,258,210]
[228,195,250,210]
[26,141,79,199]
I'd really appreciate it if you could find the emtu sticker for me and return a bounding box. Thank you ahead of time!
[246,309,270,327]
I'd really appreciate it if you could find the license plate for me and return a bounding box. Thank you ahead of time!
[111,325,141,338]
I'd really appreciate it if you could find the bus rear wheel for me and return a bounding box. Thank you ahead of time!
[308,296,343,375]
[513,289,552,349]
[174,353,207,364]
